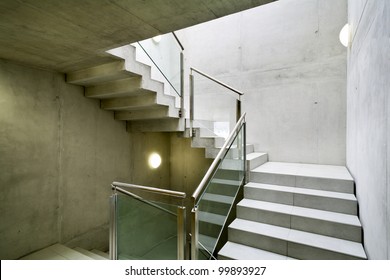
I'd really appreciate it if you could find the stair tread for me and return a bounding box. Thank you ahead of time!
[20,244,93,260]
[219,241,295,260]
[199,211,226,226]
[246,152,267,161]
[212,178,241,186]
[252,162,353,181]
[230,219,366,259]
[245,182,356,201]
[91,249,110,259]
[238,199,361,226]
[74,247,108,260]
[202,193,235,204]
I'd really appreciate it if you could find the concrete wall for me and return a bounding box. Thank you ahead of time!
[346,0,390,259]
[0,59,132,259]
[179,0,348,165]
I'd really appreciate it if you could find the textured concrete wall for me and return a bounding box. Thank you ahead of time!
[179,0,348,165]
[346,0,390,259]
[0,60,132,259]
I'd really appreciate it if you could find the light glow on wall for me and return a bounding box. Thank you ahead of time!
[148,152,162,169]
[339,24,350,47]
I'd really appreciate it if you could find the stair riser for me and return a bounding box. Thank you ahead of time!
[237,206,362,242]
[199,221,223,238]
[206,144,254,159]
[67,61,131,86]
[288,242,363,260]
[85,78,142,98]
[207,183,239,197]
[213,169,242,181]
[244,186,357,215]
[229,227,364,260]
[250,172,354,194]
[191,137,216,148]
[247,154,268,171]
[198,201,231,216]
[229,228,287,255]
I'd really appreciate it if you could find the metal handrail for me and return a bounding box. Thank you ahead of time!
[190,67,244,97]
[113,186,177,216]
[191,112,246,204]
[172,31,184,51]
[112,181,186,199]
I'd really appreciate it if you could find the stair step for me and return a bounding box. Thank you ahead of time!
[237,199,361,242]
[91,249,110,259]
[85,77,143,98]
[218,241,295,260]
[199,211,225,238]
[127,118,185,132]
[245,182,357,215]
[250,162,354,194]
[20,244,93,260]
[73,247,108,260]
[198,193,235,215]
[115,106,179,121]
[207,178,241,196]
[246,152,268,170]
[229,219,366,260]
[206,144,254,159]
[199,234,218,254]
[67,60,135,86]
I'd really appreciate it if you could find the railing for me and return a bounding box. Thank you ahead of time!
[136,32,184,116]
[189,67,243,137]
[191,113,246,259]
[110,182,186,260]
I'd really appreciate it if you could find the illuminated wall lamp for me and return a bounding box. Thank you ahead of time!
[148,152,162,169]
[339,23,350,47]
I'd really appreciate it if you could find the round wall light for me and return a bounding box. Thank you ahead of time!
[339,23,350,47]
[148,152,162,169]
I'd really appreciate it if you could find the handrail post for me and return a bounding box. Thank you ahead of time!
[191,206,198,260]
[177,206,186,260]
[180,52,184,118]
[236,96,241,122]
[109,192,117,260]
[189,72,194,137]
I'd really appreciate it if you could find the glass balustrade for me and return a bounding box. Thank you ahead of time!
[191,115,246,260]
[110,184,186,260]
[134,32,183,108]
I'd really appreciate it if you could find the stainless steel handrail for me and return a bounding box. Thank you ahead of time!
[112,181,186,199]
[191,112,246,204]
[113,186,177,216]
[172,31,184,51]
[190,67,244,97]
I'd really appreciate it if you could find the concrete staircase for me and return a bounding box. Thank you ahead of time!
[66,45,184,133]
[218,162,367,260]
[20,243,109,260]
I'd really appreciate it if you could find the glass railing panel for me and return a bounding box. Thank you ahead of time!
[192,74,237,136]
[116,193,179,260]
[134,33,182,101]
[195,122,245,258]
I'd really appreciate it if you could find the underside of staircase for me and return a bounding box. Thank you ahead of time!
[66,45,184,133]
[218,161,367,260]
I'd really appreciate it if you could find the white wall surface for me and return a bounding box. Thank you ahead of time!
[179,0,348,165]
[346,0,390,259]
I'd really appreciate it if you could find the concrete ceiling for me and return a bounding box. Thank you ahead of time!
[0,0,275,73]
